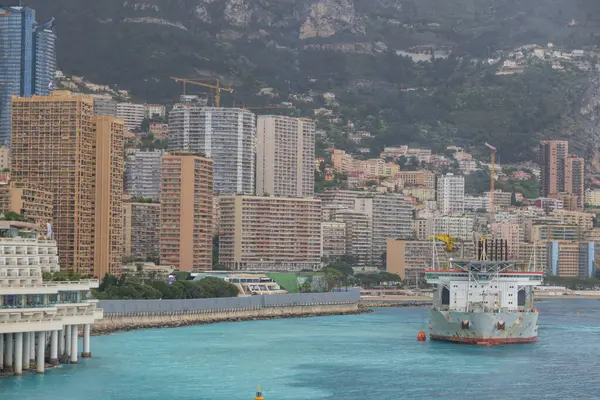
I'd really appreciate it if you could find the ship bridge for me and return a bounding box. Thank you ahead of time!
[425,260,543,313]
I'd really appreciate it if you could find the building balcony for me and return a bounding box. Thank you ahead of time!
[56,279,100,290]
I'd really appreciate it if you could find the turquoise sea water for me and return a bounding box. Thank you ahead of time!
[1,299,599,400]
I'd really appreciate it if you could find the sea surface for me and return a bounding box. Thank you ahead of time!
[1,299,599,400]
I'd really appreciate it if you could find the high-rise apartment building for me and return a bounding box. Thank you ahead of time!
[333,209,372,266]
[437,173,465,214]
[518,242,548,270]
[123,201,160,261]
[433,215,476,241]
[219,196,322,271]
[484,190,512,211]
[124,149,164,201]
[160,152,213,272]
[354,194,413,263]
[168,105,256,195]
[92,116,124,277]
[0,181,53,231]
[33,20,56,96]
[547,241,595,278]
[256,116,315,197]
[565,155,584,210]
[92,96,117,117]
[386,239,448,280]
[11,91,123,276]
[0,6,56,143]
[550,210,594,231]
[318,189,360,210]
[386,239,476,281]
[539,140,569,196]
[0,146,10,170]
[11,91,95,273]
[117,102,145,131]
[490,222,523,259]
[529,224,581,242]
[321,221,347,260]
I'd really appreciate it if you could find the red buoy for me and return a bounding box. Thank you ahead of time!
[417,331,426,341]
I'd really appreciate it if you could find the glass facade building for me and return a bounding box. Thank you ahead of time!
[0,7,56,144]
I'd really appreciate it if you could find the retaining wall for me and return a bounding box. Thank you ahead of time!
[93,292,361,334]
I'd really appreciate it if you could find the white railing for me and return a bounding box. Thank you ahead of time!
[56,279,99,287]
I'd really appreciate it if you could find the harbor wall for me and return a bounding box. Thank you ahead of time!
[93,292,360,334]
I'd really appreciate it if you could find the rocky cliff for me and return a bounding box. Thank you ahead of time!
[22,0,600,161]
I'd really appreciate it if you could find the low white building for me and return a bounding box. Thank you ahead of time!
[0,221,102,376]
[144,104,167,120]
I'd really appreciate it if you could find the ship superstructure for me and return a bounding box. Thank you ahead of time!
[425,239,543,345]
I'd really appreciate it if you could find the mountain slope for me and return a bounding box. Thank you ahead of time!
[20,0,600,162]
[24,0,599,99]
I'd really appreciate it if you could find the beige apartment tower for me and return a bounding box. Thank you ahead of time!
[11,91,124,276]
[565,156,585,210]
[0,182,53,231]
[11,91,95,274]
[256,116,316,197]
[160,152,214,272]
[93,116,124,277]
[123,201,161,261]
[539,140,568,196]
[219,196,322,271]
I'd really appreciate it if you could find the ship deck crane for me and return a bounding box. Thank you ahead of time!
[485,142,497,216]
[170,76,233,108]
[429,234,456,252]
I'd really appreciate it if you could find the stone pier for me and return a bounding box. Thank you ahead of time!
[94,293,362,335]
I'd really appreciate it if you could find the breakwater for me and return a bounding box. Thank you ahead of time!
[93,292,360,334]
[359,299,432,308]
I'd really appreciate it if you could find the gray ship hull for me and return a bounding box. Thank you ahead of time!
[429,310,539,345]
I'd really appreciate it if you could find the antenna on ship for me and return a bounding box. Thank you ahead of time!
[255,385,264,400]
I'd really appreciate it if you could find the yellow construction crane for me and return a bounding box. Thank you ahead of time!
[170,77,234,108]
[485,142,497,216]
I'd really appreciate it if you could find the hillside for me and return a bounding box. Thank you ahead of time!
[21,0,600,162]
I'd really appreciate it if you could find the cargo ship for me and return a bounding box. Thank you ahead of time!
[425,239,543,345]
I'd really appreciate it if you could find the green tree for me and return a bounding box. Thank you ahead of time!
[323,267,347,290]
[141,118,151,133]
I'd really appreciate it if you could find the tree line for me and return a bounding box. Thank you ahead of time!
[94,274,239,300]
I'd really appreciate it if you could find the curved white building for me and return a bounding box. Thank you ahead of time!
[0,221,102,376]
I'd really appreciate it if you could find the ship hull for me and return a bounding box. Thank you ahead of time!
[429,310,538,345]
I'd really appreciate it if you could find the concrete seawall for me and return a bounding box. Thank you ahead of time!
[93,292,362,335]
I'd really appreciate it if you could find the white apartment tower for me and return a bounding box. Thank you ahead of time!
[116,103,145,131]
[124,149,164,201]
[333,209,372,265]
[169,105,256,195]
[437,173,465,214]
[256,116,316,197]
[354,194,414,264]
[321,221,347,259]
